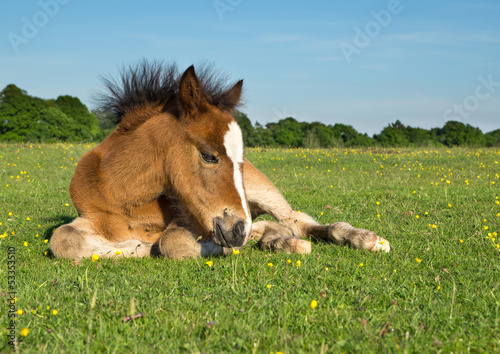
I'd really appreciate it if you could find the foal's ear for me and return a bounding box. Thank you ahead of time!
[221,80,243,111]
[179,65,201,116]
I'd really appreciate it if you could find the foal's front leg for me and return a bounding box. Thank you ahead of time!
[156,226,230,259]
[250,220,311,254]
[244,159,391,252]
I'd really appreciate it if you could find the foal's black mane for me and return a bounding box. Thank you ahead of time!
[97,60,242,124]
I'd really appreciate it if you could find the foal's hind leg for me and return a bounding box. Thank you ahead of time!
[244,159,390,252]
[50,217,153,259]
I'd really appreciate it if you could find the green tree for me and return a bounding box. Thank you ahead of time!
[375,120,410,146]
[55,95,101,139]
[268,117,304,147]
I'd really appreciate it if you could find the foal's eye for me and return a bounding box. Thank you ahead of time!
[201,153,219,164]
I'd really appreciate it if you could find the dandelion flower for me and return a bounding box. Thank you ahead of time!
[16,309,23,315]
[287,259,292,263]
[91,254,99,262]
[205,261,213,267]
[115,249,122,255]
[232,248,240,255]
[26,217,30,221]
[310,300,318,309]
[20,328,29,337]
[267,263,273,267]
[359,263,364,267]
[437,286,441,290]
[52,309,58,315]
[296,260,301,267]
[416,258,422,263]
[460,239,464,243]
[266,284,272,289]
[23,241,28,247]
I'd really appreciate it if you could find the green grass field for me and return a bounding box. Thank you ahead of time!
[1,143,499,353]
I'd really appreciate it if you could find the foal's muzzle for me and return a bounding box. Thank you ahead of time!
[213,217,247,248]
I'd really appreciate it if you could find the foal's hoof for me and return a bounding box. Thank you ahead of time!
[292,239,311,254]
[370,237,391,253]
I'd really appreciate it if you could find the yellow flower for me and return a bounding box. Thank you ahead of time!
[267,263,273,267]
[379,240,385,244]
[415,215,419,219]
[52,309,58,315]
[287,259,292,263]
[205,261,213,267]
[232,248,240,255]
[310,300,318,309]
[26,217,30,221]
[448,204,452,208]
[266,284,272,289]
[483,225,489,230]
[459,239,464,243]
[376,201,380,205]
[296,260,301,267]
[16,309,23,315]
[359,263,364,267]
[115,249,122,255]
[23,241,28,247]
[437,286,441,290]
[20,328,29,337]
[44,239,48,243]
[65,203,70,207]
[416,258,422,263]
[91,254,99,262]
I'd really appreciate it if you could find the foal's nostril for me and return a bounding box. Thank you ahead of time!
[232,220,245,240]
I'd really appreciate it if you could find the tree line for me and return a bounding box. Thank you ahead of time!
[1,84,499,147]
[235,112,500,148]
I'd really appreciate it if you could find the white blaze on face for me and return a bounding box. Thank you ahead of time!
[223,121,252,239]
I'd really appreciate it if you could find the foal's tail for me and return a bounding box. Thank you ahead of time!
[50,217,153,259]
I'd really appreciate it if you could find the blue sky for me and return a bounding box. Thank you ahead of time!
[1,0,499,135]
